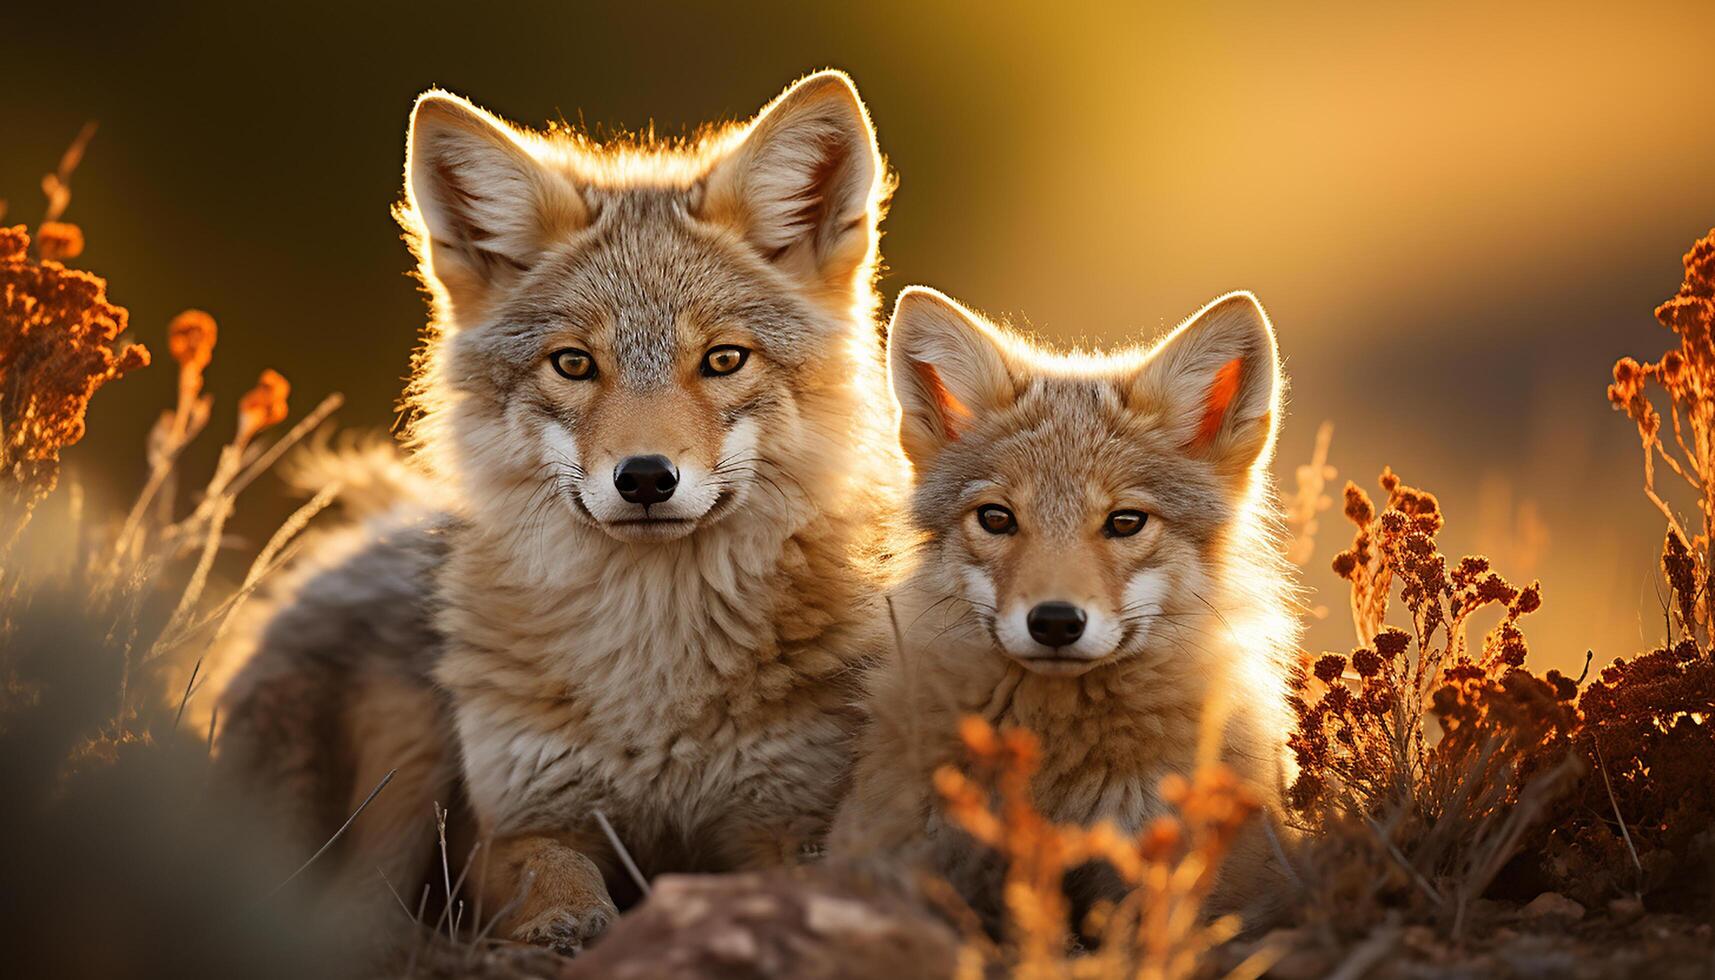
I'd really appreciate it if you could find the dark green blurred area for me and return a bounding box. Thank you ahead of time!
[4,0,1714,668]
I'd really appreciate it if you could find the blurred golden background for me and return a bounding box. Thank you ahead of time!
[4,1,1713,673]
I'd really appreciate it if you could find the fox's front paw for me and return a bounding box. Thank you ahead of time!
[512,899,616,955]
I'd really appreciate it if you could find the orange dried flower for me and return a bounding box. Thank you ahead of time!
[236,368,289,444]
[957,714,999,759]
[167,309,217,374]
[0,224,149,529]
[35,221,84,262]
[936,716,1262,975]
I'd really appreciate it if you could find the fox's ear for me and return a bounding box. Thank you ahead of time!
[701,71,883,293]
[1130,291,1282,476]
[887,287,1016,470]
[404,91,588,323]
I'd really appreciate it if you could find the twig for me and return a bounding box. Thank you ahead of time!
[224,394,343,500]
[206,704,218,757]
[468,868,536,955]
[267,768,397,897]
[594,809,651,896]
[378,867,417,921]
[40,120,97,227]
[406,883,431,978]
[431,839,483,941]
[1360,810,1444,907]
[158,488,235,644]
[436,802,455,942]
[1594,738,1644,883]
[144,537,308,662]
[206,481,342,646]
[173,655,204,728]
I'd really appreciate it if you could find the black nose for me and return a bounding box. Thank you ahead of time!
[614,454,678,505]
[1027,601,1087,648]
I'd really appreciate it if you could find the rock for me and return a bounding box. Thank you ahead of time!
[1607,895,1645,924]
[1520,892,1585,923]
[560,864,960,980]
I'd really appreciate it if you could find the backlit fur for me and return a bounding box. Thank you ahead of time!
[404,72,902,950]
[832,287,1301,926]
[215,71,901,954]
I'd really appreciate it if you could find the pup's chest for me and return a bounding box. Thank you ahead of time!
[984,686,1202,829]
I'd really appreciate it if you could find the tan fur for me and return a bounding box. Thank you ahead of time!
[398,73,903,952]
[832,287,1301,928]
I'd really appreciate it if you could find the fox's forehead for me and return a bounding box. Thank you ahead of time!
[923,376,1229,537]
[485,191,823,382]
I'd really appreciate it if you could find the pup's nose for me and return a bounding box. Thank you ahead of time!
[1027,601,1087,648]
[614,455,678,505]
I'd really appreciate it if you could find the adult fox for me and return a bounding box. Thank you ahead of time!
[216,71,900,952]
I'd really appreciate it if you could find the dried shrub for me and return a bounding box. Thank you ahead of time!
[936,718,1273,980]
[0,224,148,543]
[1543,227,1715,906]
[1286,469,1581,937]
[1608,227,1715,633]
[1,129,360,976]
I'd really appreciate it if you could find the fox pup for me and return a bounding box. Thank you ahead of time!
[217,71,900,952]
[832,286,1299,924]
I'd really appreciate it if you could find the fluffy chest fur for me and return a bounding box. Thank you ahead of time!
[872,598,1224,832]
[435,506,881,870]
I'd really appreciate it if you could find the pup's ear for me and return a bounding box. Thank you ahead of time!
[1130,291,1281,477]
[404,91,588,324]
[887,287,1016,470]
[701,71,883,292]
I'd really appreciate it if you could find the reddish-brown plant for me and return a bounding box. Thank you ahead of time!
[1287,469,1581,936]
[1547,227,1715,905]
[0,224,148,541]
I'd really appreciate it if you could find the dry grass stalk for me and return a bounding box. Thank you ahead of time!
[1283,420,1336,569]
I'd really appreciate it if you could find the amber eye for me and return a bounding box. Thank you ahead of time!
[550,348,596,381]
[976,504,1017,535]
[1104,510,1149,538]
[702,345,750,377]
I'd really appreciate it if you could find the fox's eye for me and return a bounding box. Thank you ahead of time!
[702,345,750,377]
[976,504,1017,535]
[1104,510,1148,538]
[550,348,597,381]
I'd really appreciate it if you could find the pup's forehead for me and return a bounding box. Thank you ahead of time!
[956,376,1220,528]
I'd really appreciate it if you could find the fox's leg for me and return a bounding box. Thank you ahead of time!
[328,669,458,899]
[484,833,618,955]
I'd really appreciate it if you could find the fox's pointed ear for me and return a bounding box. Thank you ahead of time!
[701,71,884,293]
[1130,292,1282,477]
[404,91,588,324]
[887,287,1016,470]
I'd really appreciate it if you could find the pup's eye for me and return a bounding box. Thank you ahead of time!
[702,345,750,377]
[975,504,1017,535]
[1104,510,1149,538]
[550,348,597,381]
